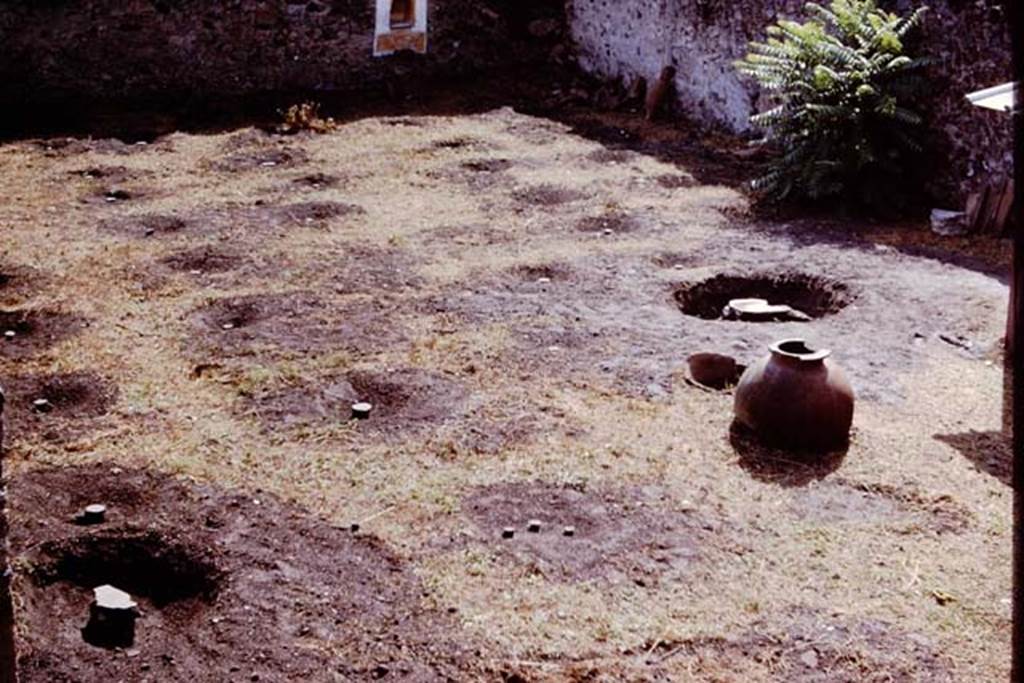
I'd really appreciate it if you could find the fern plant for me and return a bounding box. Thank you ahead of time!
[736,0,929,208]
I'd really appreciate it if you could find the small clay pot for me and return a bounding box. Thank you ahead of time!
[687,352,744,390]
[733,339,854,450]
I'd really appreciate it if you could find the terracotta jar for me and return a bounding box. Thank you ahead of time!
[733,339,854,450]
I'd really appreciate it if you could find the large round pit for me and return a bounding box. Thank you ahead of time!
[674,273,852,321]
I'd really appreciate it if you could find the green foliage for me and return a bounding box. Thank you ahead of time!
[736,0,929,208]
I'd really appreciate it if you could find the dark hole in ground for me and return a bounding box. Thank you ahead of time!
[674,273,852,320]
[103,188,133,201]
[9,463,480,680]
[511,184,585,207]
[33,529,222,607]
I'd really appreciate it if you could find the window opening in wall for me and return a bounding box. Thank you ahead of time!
[390,0,415,29]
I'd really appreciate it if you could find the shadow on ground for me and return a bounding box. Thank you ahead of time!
[729,421,847,487]
[935,430,1013,488]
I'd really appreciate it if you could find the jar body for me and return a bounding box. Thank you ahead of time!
[734,341,854,450]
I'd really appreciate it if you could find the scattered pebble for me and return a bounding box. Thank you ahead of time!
[799,650,819,668]
[32,398,53,413]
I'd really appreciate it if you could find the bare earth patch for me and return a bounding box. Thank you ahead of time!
[0,309,85,359]
[9,464,481,681]
[0,103,1010,680]
[0,371,118,443]
[189,292,403,358]
[461,482,739,585]
[242,367,468,436]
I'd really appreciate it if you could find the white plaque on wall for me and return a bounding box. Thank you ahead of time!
[374,0,428,56]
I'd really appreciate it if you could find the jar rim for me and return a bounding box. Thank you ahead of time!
[769,338,832,362]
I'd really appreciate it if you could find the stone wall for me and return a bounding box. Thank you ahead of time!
[0,0,554,106]
[567,0,1014,201]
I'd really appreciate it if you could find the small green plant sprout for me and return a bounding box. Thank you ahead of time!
[736,0,929,209]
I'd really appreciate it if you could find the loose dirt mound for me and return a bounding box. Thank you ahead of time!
[264,201,362,225]
[511,184,586,207]
[100,212,190,239]
[508,262,573,283]
[159,246,245,275]
[325,244,424,293]
[0,309,84,358]
[289,172,344,189]
[9,464,480,681]
[0,263,45,304]
[430,136,484,150]
[586,148,638,164]
[81,185,156,206]
[461,158,514,173]
[243,367,468,436]
[69,166,148,184]
[655,173,698,189]
[189,292,404,358]
[0,371,118,442]
[641,610,953,682]
[674,273,853,321]
[462,482,738,585]
[576,212,641,234]
[428,159,516,191]
[208,130,310,172]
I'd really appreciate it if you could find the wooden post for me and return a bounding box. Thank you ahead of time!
[0,387,16,683]
[1010,5,1023,674]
